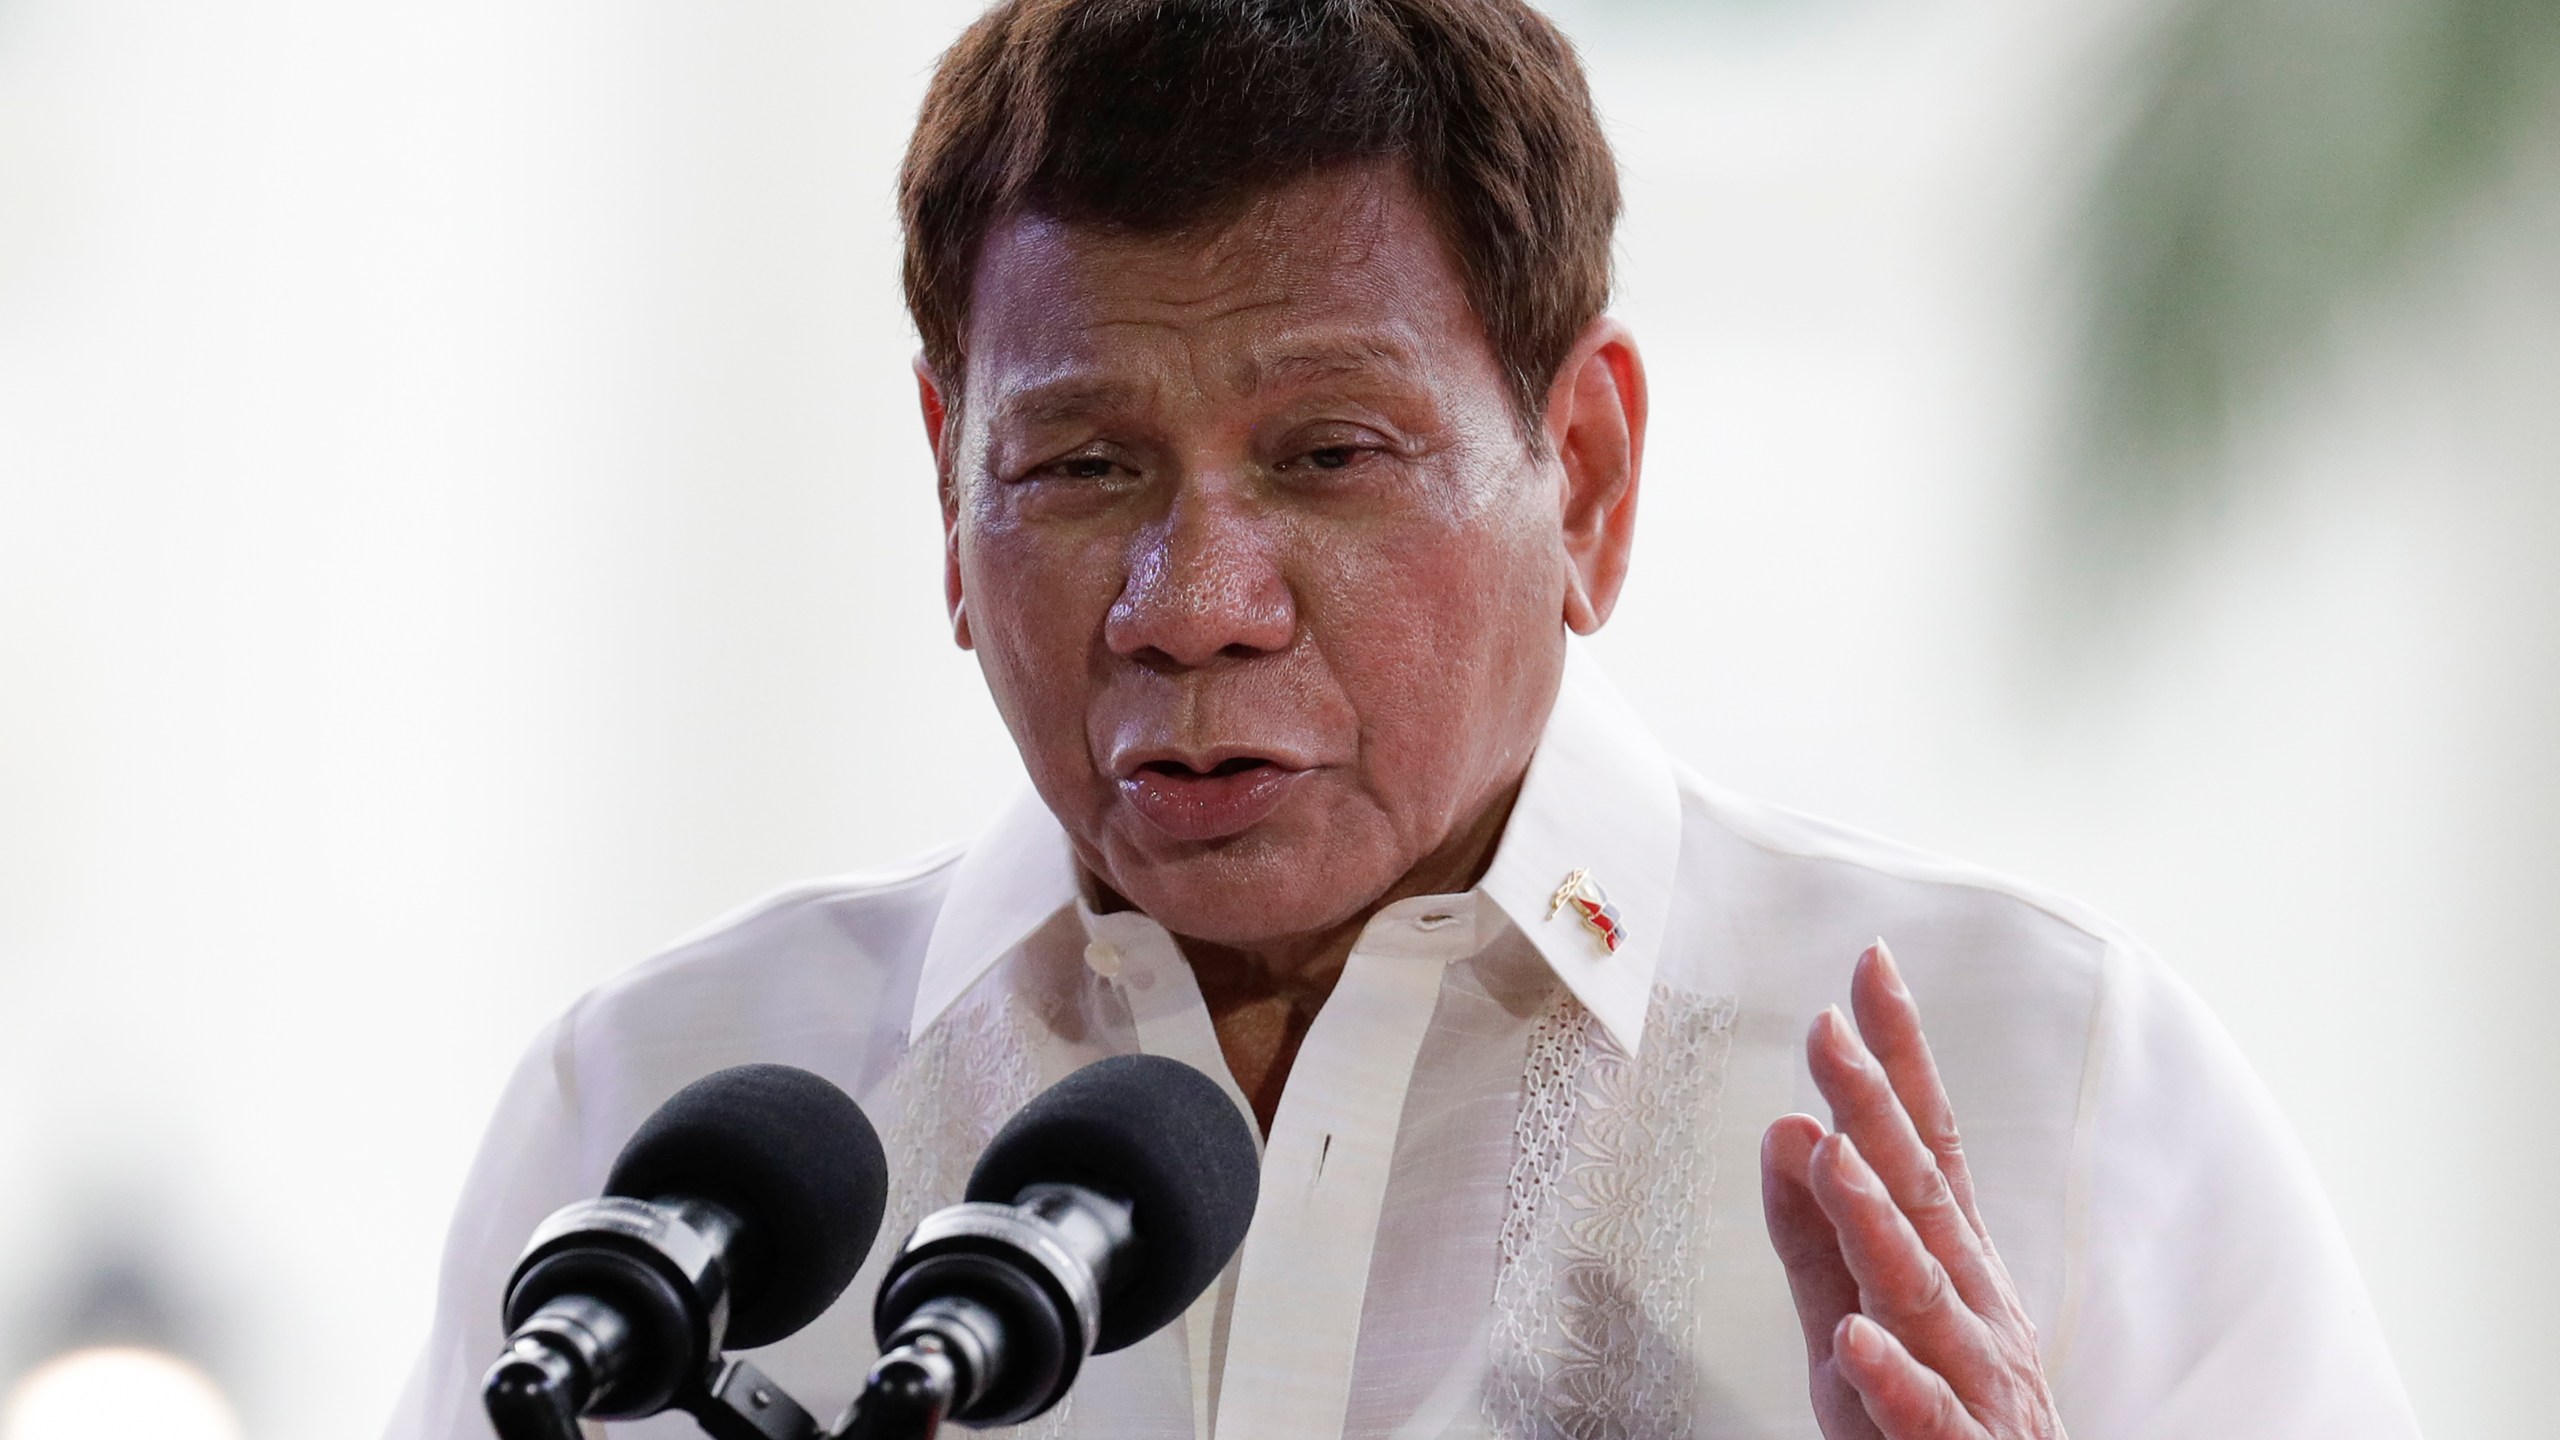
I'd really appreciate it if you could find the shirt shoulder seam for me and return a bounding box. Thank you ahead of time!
[2042,933,2122,1390]
[646,840,972,956]
[1671,762,2136,951]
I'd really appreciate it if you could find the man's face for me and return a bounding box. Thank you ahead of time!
[931,164,1625,949]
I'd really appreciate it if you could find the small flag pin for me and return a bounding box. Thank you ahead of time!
[1547,867,1625,955]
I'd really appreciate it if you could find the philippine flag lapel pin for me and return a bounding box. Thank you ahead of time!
[1547,867,1625,955]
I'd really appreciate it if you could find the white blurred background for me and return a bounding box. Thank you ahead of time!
[1,0,2552,1436]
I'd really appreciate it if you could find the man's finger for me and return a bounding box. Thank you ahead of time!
[1808,1131,2002,1392]
[1764,1116,1888,1440]
[1833,1314,1988,1440]
[1762,1114,1863,1365]
[1807,1001,2006,1317]
[1849,939,1987,1236]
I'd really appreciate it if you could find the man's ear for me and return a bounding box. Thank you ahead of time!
[917,354,973,651]
[1542,317,1647,635]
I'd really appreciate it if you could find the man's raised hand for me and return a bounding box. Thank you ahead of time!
[1758,941,2067,1440]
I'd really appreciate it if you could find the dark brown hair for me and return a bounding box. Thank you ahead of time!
[898,0,1621,430]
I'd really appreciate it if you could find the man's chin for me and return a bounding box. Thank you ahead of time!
[1094,838,1384,950]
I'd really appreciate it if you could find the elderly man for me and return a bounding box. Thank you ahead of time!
[392,2,2421,1437]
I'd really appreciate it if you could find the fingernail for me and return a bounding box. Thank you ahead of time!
[1844,1313,1885,1364]
[1822,1006,1874,1071]
[1872,937,1909,998]
[1830,1136,1877,1194]
[1818,1006,1861,1065]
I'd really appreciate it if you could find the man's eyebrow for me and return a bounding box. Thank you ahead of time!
[986,336,1423,427]
[1238,336,1425,391]
[988,378,1144,429]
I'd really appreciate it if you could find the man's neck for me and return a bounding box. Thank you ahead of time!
[1108,777,1525,1133]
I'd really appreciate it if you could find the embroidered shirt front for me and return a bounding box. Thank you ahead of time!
[869,888,1739,1440]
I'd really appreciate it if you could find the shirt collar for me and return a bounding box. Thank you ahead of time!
[910,642,1683,1054]
[1472,642,1683,1054]
[910,781,1082,1038]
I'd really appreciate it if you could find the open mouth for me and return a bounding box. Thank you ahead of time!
[1116,755,1301,842]
[1138,756,1276,780]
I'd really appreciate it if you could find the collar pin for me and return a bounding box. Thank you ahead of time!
[1548,868,1626,955]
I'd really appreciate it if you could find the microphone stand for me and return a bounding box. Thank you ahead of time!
[487,1350,947,1440]
[682,1346,958,1440]
[831,1338,960,1440]
[693,1344,957,1440]
[680,1357,828,1440]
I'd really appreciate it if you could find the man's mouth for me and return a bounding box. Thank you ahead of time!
[1143,757,1275,780]
[1116,755,1301,842]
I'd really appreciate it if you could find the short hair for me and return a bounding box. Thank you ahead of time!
[898,0,1621,433]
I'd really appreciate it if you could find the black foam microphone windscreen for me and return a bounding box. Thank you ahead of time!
[605,1063,888,1348]
[962,1053,1259,1352]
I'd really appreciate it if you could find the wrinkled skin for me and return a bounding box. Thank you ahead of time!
[1763,941,2072,1440]
[921,163,1639,983]
[917,160,2065,1440]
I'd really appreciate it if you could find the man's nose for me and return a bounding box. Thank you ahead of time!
[1103,480,1297,668]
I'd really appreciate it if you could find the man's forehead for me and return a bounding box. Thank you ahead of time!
[983,164,1412,286]
[963,170,1455,351]
[961,184,1467,417]
[980,329,1433,425]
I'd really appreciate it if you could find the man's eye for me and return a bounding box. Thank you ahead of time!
[1289,444,1375,474]
[1034,455,1121,481]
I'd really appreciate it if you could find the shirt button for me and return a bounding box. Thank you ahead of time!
[1083,941,1123,979]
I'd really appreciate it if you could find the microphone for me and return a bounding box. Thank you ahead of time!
[483,1063,888,1440]
[859,1053,1259,1431]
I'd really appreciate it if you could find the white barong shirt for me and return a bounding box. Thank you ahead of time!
[392,648,2420,1439]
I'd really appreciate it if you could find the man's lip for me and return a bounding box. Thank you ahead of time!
[1108,743,1313,780]
[1115,759,1304,843]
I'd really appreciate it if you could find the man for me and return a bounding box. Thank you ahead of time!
[392,2,2421,1437]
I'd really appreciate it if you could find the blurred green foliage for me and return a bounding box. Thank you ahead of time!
[2073,0,2560,550]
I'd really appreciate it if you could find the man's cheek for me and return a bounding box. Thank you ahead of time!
[970,547,1111,640]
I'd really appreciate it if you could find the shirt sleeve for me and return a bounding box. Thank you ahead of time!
[2051,940,2421,1439]
[382,1011,599,1440]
